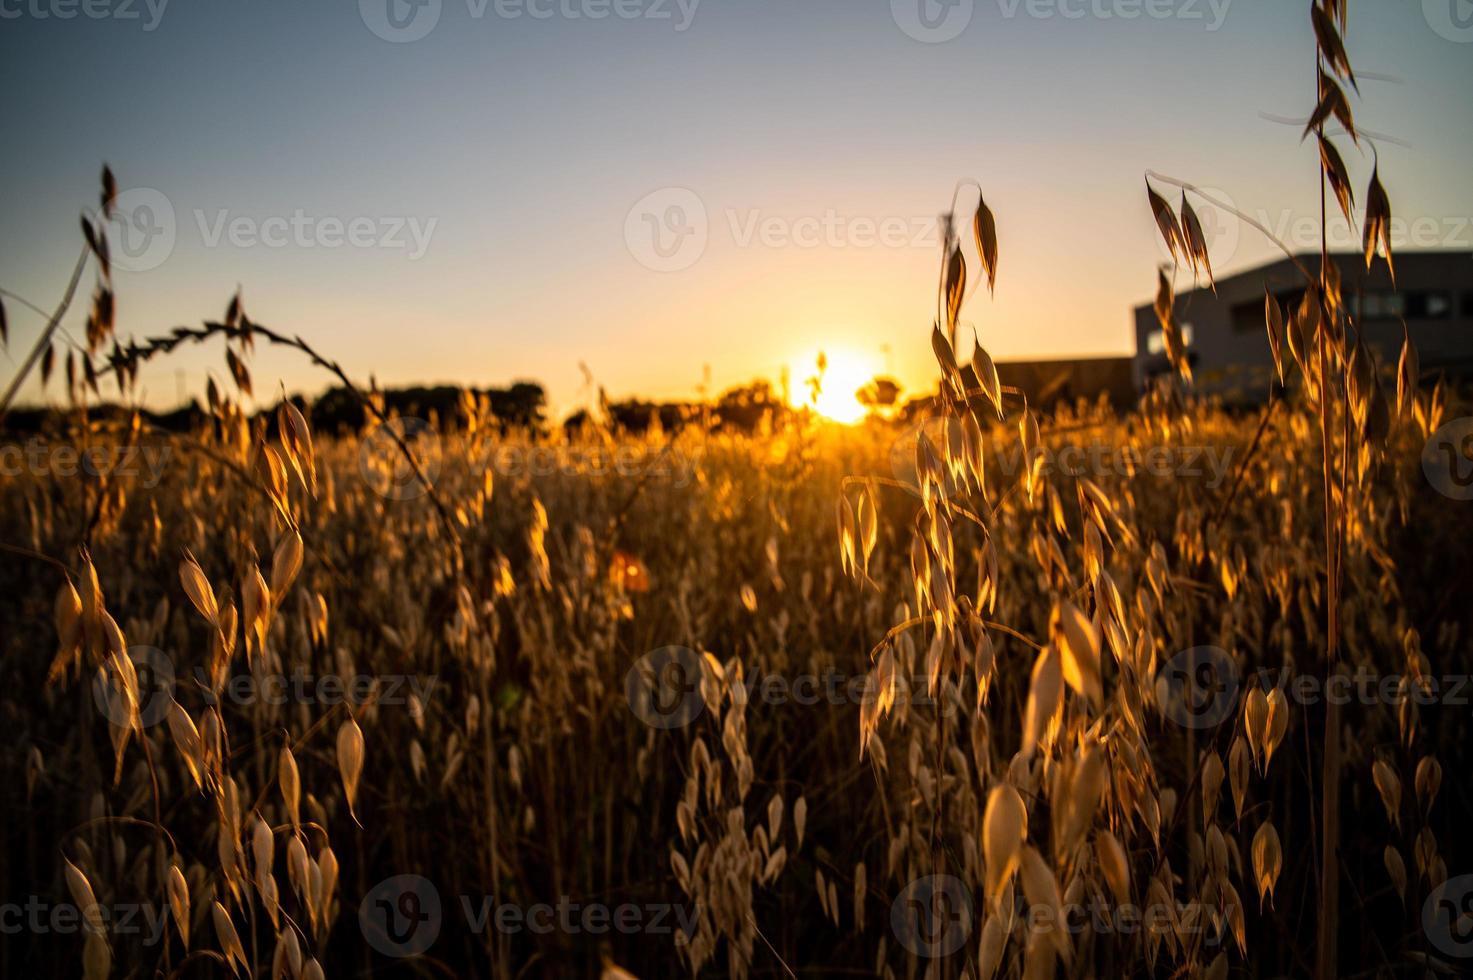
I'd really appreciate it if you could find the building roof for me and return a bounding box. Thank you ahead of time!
[1134,249,1473,312]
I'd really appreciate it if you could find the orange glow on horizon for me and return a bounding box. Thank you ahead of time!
[793,348,878,424]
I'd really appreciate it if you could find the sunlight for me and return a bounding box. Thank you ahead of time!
[795,348,877,424]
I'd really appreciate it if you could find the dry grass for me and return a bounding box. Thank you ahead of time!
[2,380,1468,977]
[1,4,1470,977]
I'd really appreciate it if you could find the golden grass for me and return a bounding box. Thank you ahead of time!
[1,5,1469,977]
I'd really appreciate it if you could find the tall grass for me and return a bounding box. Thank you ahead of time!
[1,3,1469,977]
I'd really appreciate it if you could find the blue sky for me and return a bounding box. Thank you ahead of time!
[2,0,1470,417]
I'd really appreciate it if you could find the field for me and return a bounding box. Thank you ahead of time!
[2,369,1471,977]
[2,5,1471,976]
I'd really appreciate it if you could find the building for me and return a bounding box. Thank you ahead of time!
[995,356,1137,410]
[1133,251,1473,401]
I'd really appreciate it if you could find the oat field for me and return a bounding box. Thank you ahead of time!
[3,3,1473,977]
[3,346,1471,978]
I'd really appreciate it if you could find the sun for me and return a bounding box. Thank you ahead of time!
[796,348,877,424]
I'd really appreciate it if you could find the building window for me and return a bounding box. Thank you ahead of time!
[1353,290,1455,321]
[1230,301,1258,334]
[1146,323,1194,355]
[1231,291,1305,333]
[1405,291,1454,319]
[1276,289,1307,313]
[1356,290,1405,319]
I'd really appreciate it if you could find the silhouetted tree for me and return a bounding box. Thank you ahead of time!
[857,377,902,413]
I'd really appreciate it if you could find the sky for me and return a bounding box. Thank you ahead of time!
[1,0,1471,420]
